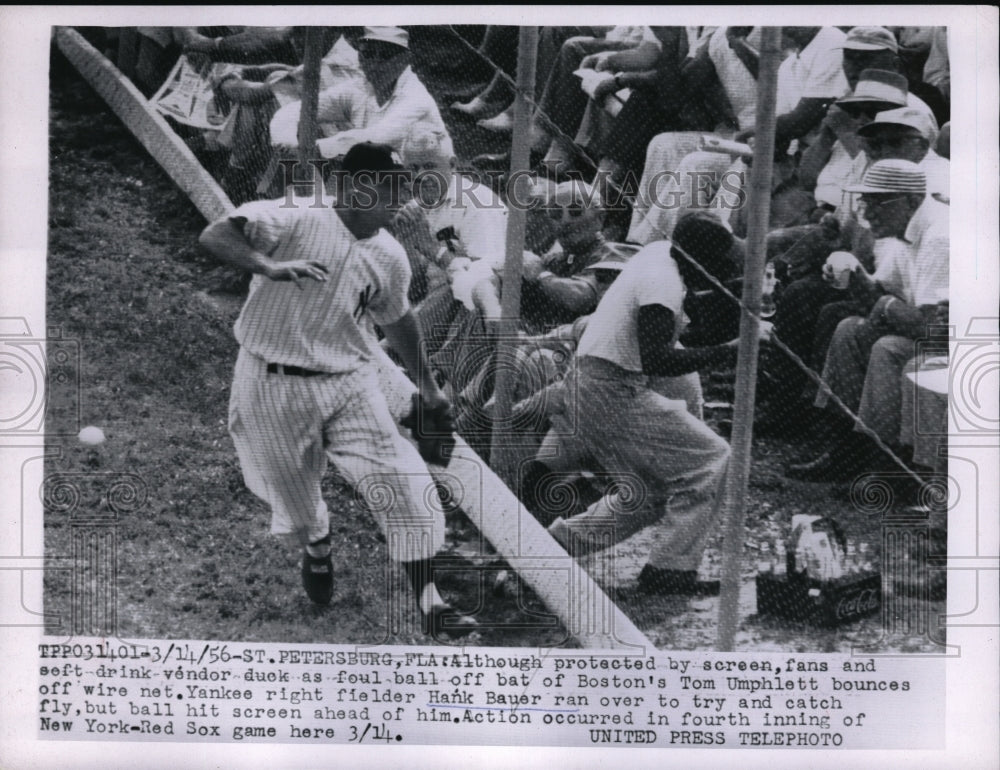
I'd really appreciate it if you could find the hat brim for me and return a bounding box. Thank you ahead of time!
[844,183,924,194]
[857,121,924,137]
[837,94,905,107]
[840,41,896,51]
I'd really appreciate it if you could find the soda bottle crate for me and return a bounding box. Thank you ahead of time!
[756,570,881,627]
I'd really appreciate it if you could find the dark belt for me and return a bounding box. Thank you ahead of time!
[266,363,326,377]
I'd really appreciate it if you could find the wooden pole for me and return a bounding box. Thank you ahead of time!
[717,26,783,651]
[297,27,324,193]
[490,26,538,487]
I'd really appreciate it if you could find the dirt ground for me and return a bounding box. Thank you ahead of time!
[43,33,946,653]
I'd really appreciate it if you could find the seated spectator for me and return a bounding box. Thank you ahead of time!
[558,28,719,179]
[585,27,727,187]
[430,181,637,413]
[392,125,508,355]
[203,30,366,203]
[474,180,639,333]
[800,68,913,215]
[454,26,611,131]
[537,215,771,596]
[858,106,947,195]
[475,27,663,159]
[628,26,849,245]
[456,252,635,464]
[177,26,299,67]
[786,160,947,481]
[797,105,948,376]
[798,25,939,215]
[449,25,520,114]
[270,26,451,159]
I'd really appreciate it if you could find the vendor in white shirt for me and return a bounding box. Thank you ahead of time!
[270,26,452,159]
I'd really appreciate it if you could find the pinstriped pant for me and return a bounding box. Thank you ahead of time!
[228,348,445,562]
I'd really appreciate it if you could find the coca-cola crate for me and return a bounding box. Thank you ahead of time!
[756,571,882,627]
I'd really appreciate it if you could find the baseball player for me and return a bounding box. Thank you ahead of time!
[198,142,477,640]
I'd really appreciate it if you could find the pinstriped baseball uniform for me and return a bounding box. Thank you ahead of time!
[227,199,445,560]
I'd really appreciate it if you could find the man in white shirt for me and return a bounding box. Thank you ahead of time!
[270,27,452,159]
[393,125,508,355]
[545,213,771,595]
[198,142,476,639]
[801,26,939,214]
[788,160,948,481]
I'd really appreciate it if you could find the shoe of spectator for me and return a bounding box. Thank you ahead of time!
[451,95,506,119]
[637,565,721,596]
[301,545,333,605]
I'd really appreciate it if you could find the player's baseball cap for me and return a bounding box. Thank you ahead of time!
[360,26,409,50]
[846,159,927,195]
[839,26,899,53]
[858,106,939,144]
[341,142,405,176]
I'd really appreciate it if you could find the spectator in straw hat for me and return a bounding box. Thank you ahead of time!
[858,106,947,197]
[270,26,452,160]
[787,159,947,481]
[802,106,949,379]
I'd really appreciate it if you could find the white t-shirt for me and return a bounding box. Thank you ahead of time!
[232,199,411,373]
[575,241,685,373]
[775,27,849,116]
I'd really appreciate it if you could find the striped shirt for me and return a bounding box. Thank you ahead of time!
[231,200,411,373]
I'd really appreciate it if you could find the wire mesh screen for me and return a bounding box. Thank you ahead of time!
[62,24,951,649]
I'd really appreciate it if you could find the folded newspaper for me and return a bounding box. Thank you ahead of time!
[573,68,630,118]
[151,55,235,131]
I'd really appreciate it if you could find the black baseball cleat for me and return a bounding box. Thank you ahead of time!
[301,547,334,605]
[637,565,721,596]
[423,604,478,641]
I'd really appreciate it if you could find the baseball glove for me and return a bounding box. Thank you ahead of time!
[401,393,457,466]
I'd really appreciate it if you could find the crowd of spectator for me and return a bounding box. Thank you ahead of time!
[108,24,951,596]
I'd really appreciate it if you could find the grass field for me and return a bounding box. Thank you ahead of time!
[43,36,946,652]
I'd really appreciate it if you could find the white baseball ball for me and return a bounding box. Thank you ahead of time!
[78,426,106,445]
